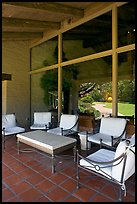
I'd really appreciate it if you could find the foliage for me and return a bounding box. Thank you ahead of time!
[118,80,135,103]
[40,46,79,110]
[80,96,94,104]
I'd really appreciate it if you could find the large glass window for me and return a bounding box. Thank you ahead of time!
[30,70,58,124]
[118,2,135,47]
[30,2,135,120]
[30,36,58,71]
[63,55,112,117]
[62,11,112,61]
[118,50,135,117]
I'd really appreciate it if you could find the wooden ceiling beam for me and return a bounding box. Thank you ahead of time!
[2,32,43,40]
[2,17,60,29]
[4,2,84,17]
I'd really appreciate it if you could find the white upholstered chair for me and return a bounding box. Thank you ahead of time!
[87,117,127,149]
[76,134,135,201]
[30,112,52,130]
[2,113,25,149]
[47,114,78,136]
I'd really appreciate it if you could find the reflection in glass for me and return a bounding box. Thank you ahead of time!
[30,36,58,71]
[62,11,112,61]
[118,2,135,47]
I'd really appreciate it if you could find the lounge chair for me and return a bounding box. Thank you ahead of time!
[47,114,78,136]
[86,117,127,149]
[76,134,135,201]
[30,112,52,130]
[2,113,25,149]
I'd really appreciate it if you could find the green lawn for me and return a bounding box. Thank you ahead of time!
[94,102,135,116]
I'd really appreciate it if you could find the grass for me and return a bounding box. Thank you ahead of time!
[93,102,135,116]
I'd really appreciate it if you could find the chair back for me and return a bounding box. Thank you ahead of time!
[100,117,127,138]
[34,112,51,124]
[2,114,16,129]
[112,136,135,182]
[59,114,78,131]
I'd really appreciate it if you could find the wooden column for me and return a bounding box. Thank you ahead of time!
[112,5,118,117]
[58,33,62,122]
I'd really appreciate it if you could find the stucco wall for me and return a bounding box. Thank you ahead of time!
[2,41,30,128]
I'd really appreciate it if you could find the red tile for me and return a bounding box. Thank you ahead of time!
[60,178,77,192]
[26,173,45,185]
[2,168,15,179]
[40,168,53,178]
[7,196,22,202]
[3,174,22,186]
[25,159,41,167]
[92,193,114,202]
[5,195,22,202]
[18,168,36,179]
[49,172,68,184]
[31,163,47,172]
[100,183,119,200]
[61,166,76,177]
[11,181,32,194]
[19,187,43,202]
[85,176,106,190]
[46,186,69,202]
[2,182,6,190]
[35,195,51,202]
[64,195,82,202]
[35,178,55,193]
[73,187,96,202]
[2,188,15,202]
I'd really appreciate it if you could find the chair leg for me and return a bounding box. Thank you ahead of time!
[118,186,123,202]
[3,135,6,149]
[76,165,80,189]
[76,151,80,189]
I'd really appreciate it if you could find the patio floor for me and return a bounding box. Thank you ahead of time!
[2,136,135,202]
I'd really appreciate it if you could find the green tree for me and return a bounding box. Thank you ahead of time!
[40,46,79,113]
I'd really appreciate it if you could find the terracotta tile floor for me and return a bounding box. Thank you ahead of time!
[2,136,135,202]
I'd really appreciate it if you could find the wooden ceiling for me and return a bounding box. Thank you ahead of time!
[2,2,93,41]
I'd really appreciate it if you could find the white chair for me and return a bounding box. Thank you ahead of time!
[76,134,135,201]
[2,113,25,149]
[30,112,52,130]
[87,117,127,149]
[47,114,78,136]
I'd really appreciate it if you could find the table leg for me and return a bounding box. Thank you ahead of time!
[51,154,55,173]
[17,139,20,154]
[73,145,77,162]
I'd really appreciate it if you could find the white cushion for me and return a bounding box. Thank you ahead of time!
[59,114,78,131]
[3,126,25,136]
[112,140,135,182]
[100,117,127,138]
[129,134,135,145]
[2,114,16,129]
[30,124,47,130]
[80,149,115,179]
[47,127,62,135]
[88,133,118,146]
[33,112,51,125]
[80,139,135,183]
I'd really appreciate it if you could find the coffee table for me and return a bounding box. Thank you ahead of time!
[16,130,77,173]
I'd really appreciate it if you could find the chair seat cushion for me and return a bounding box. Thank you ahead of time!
[47,127,62,135]
[47,127,71,136]
[88,133,118,146]
[80,149,115,179]
[30,123,48,129]
[3,126,25,136]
